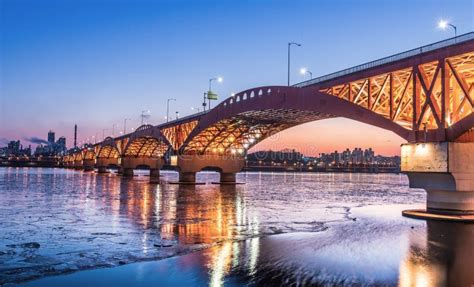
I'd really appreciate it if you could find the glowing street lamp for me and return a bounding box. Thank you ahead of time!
[140,110,151,125]
[167,98,176,123]
[206,77,223,110]
[300,68,313,79]
[438,19,457,37]
[288,42,302,86]
[123,118,131,135]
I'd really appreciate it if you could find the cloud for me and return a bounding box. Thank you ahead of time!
[24,137,50,145]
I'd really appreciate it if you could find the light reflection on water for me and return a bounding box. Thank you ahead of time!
[1,167,473,286]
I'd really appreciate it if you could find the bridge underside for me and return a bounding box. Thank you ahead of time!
[184,109,335,155]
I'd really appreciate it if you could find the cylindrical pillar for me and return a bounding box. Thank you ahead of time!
[150,169,160,183]
[220,172,236,183]
[83,165,94,172]
[97,166,108,174]
[117,166,124,175]
[179,172,196,183]
[427,190,474,214]
[123,168,134,178]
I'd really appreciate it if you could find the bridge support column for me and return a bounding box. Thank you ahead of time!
[123,168,134,178]
[73,161,83,170]
[97,166,108,174]
[150,169,160,183]
[177,154,244,184]
[220,172,236,183]
[117,166,123,175]
[401,142,474,221]
[179,172,196,183]
[83,159,95,172]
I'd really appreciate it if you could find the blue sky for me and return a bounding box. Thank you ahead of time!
[1,0,473,154]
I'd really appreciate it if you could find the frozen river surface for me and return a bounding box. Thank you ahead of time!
[1,168,473,286]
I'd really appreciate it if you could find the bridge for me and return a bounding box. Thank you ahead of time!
[63,33,474,219]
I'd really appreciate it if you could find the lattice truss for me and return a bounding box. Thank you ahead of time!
[124,137,168,158]
[162,120,198,151]
[83,150,95,160]
[321,52,474,130]
[97,145,120,159]
[74,153,83,161]
[184,109,334,155]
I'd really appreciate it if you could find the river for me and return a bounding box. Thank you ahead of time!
[0,168,473,286]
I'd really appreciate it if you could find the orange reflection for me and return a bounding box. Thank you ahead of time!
[399,221,474,287]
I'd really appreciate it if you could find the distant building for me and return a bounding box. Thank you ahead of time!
[48,130,55,144]
[35,131,67,156]
[1,140,31,157]
[55,137,66,154]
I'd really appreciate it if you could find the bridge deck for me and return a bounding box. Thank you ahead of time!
[294,32,474,88]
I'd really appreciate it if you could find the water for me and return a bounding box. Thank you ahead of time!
[1,167,473,286]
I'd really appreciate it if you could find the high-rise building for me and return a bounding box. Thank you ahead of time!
[48,130,55,144]
[55,137,67,154]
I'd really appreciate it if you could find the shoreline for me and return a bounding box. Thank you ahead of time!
[0,165,401,174]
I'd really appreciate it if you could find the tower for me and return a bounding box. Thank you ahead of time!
[74,124,77,148]
[48,130,55,144]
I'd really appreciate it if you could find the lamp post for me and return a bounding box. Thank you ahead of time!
[288,42,301,86]
[167,98,176,122]
[175,111,179,120]
[207,77,223,110]
[202,92,207,111]
[123,118,131,135]
[300,68,313,80]
[191,107,201,113]
[140,110,150,125]
[112,123,117,136]
[438,20,457,37]
[102,129,108,141]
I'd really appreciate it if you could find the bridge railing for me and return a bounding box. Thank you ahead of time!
[294,32,474,87]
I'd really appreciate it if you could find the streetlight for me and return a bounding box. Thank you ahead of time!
[167,98,176,123]
[300,67,313,80]
[288,42,302,86]
[191,106,201,113]
[206,77,223,110]
[140,110,151,125]
[102,129,108,141]
[123,118,131,135]
[438,19,457,37]
[175,111,179,120]
[112,123,117,136]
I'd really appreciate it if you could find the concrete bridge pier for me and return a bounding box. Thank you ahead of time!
[150,169,160,183]
[73,161,83,170]
[220,172,237,183]
[83,159,95,172]
[96,158,119,174]
[177,154,244,184]
[121,157,165,182]
[401,142,474,221]
[179,172,196,183]
[97,166,108,174]
[122,168,134,178]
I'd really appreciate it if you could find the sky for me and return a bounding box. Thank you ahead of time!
[1,0,473,156]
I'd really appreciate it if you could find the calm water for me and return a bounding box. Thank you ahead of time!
[1,168,473,286]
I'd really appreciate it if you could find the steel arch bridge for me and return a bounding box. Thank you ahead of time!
[63,33,474,216]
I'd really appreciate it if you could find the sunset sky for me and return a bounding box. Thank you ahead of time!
[1,0,473,156]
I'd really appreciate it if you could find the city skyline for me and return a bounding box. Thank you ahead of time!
[1,0,473,156]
